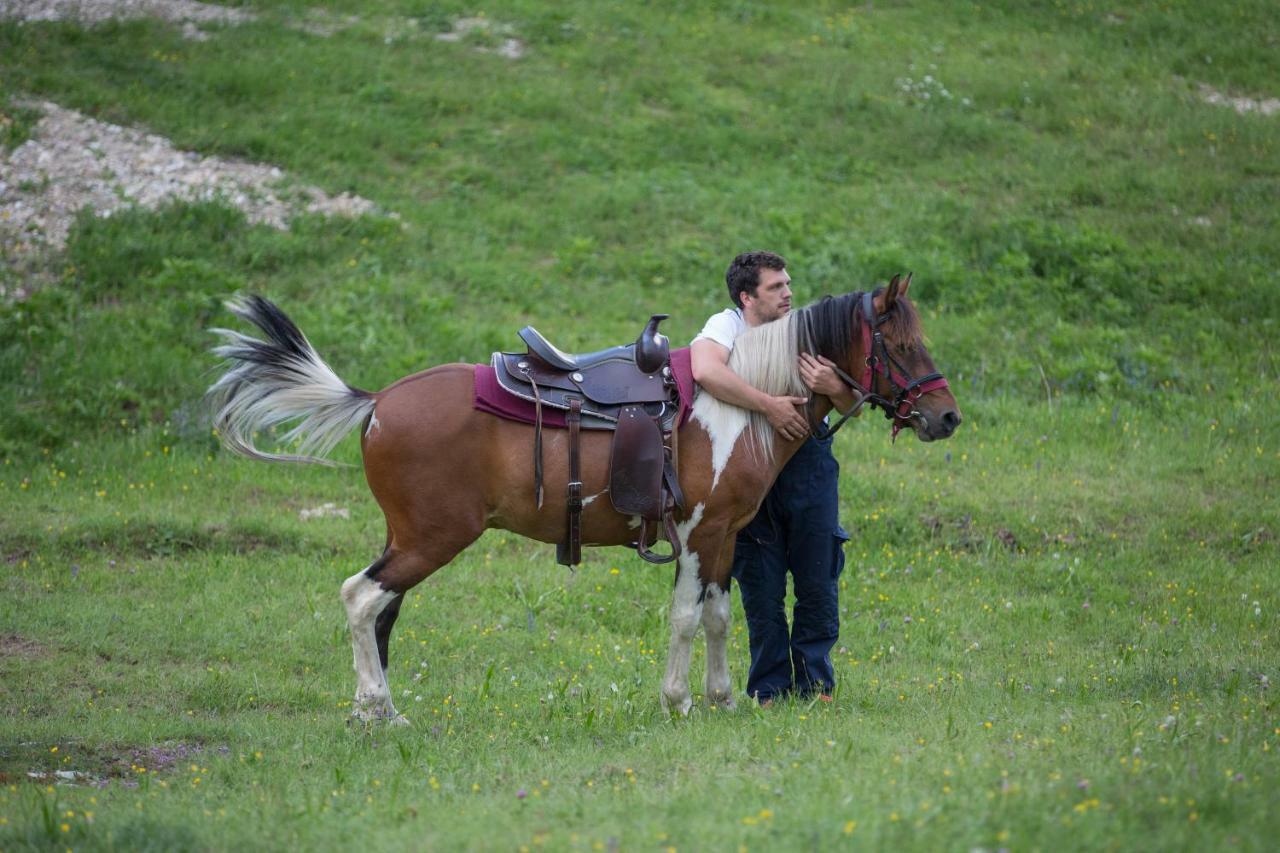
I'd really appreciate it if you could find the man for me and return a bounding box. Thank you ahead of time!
[690,251,854,704]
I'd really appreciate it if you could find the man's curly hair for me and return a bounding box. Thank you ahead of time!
[726,251,787,309]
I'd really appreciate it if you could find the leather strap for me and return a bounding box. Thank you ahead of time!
[662,449,686,518]
[529,372,544,509]
[564,398,583,566]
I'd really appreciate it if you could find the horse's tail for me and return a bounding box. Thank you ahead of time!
[207,295,376,465]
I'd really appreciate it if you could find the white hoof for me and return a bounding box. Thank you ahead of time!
[707,690,737,711]
[351,693,399,724]
[349,709,408,728]
[661,691,693,717]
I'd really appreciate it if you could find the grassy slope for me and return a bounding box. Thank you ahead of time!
[2,0,1278,849]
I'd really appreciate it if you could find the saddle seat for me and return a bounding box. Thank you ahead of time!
[491,314,685,568]
[518,328,633,372]
[520,313,672,375]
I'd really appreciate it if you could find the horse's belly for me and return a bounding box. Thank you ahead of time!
[487,432,650,547]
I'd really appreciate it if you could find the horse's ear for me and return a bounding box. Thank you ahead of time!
[876,274,903,314]
[900,272,912,298]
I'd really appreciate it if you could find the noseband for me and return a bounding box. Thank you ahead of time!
[804,292,950,441]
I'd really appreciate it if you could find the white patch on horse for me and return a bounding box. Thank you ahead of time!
[341,570,402,723]
[364,408,381,437]
[692,393,749,490]
[661,503,705,715]
[628,515,642,529]
[582,488,608,507]
[675,502,705,547]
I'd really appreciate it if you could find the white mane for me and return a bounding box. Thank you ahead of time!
[691,313,806,482]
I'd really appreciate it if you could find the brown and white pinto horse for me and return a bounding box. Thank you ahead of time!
[208,274,960,722]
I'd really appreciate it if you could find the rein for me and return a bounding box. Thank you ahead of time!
[801,292,950,441]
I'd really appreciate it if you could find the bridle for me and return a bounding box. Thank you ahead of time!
[802,291,950,441]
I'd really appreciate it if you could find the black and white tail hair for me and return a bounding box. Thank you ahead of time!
[207,295,375,465]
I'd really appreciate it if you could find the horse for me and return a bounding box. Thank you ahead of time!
[207,274,960,722]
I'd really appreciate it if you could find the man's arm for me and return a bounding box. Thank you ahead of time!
[691,338,809,441]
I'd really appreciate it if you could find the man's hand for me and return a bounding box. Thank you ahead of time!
[798,353,846,396]
[763,394,810,442]
[799,353,859,415]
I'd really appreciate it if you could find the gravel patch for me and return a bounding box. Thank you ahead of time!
[434,16,526,59]
[0,0,253,39]
[299,503,350,521]
[2,1,530,54]
[1199,83,1279,116]
[1,99,379,299]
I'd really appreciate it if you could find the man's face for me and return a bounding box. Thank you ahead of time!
[741,267,792,325]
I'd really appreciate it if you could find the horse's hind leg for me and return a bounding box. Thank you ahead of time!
[374,593,404,682]
[341,521,482,724]
[342,552,406,724]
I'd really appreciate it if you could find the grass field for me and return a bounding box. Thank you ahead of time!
[2,0,1278,849]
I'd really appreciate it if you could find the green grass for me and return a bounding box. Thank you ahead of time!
[2,0,1278,848]
[1,398,1276,849]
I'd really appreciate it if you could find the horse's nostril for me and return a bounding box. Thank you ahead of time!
[941,410,961,432]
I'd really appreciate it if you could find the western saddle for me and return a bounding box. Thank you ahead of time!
[492,315,685,567]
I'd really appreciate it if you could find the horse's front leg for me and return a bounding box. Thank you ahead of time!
[660,509,724,715]
[660,554,703,715]
[700,541,736,709]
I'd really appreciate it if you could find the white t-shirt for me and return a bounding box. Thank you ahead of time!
[692,307,747,351]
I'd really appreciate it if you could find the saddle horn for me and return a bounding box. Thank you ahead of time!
[634,314,671,374]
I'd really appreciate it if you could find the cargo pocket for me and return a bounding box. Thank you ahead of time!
[832,525,849,580]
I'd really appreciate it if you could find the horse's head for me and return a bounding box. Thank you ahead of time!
[799,274,961,442]
[862,274,961,441]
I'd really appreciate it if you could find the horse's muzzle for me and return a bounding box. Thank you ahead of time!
[914,407,962,441]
